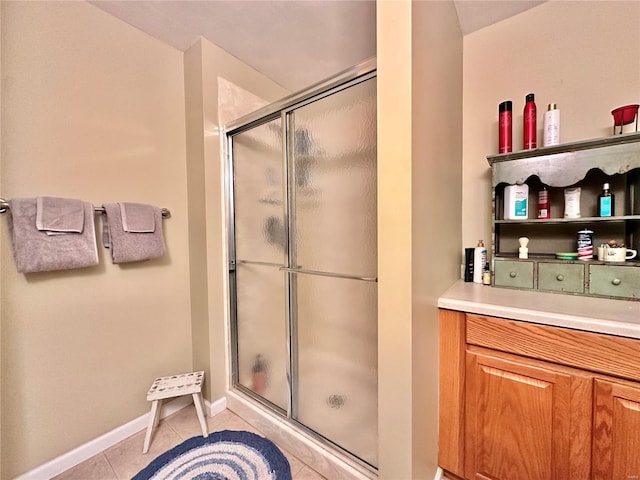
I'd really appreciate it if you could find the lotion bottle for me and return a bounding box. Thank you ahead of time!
[473,240,487,284]
[543,103,560,146]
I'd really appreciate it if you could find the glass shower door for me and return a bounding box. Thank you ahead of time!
[231,118,289,411]
[288,77,378,467]
[228,70,377,469]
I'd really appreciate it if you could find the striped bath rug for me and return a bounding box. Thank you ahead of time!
[133,430,292,480]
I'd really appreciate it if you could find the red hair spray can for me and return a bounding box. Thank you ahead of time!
[499,101,512,153]
[523,93,537,149]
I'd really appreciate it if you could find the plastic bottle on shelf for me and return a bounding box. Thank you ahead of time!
[598,183,615,217]
[473,240,487,284]
[537,185,550,219]
[504,184,529,219]
[543,103,560,146]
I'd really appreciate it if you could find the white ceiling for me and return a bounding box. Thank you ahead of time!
[89,0,544,92]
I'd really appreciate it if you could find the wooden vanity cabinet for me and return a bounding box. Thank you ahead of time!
[439,309,640,480]
[592,379,640,479]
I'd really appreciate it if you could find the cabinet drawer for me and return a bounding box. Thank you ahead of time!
[494,260,534,289]
[466,313,640,381]
[538,262,585,293]
[589,265,640,299]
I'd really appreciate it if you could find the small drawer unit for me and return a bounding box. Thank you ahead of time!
[487,133,640,301]
[538,262,585,294]
[494,259,535,289]
[589,264,640,299]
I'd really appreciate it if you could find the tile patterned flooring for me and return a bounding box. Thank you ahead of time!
[53,408,326,480]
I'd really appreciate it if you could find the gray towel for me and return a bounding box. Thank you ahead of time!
[7,198,99,273]
[119,202,155,233]
[102,203,165,264]
[36,196,85,235]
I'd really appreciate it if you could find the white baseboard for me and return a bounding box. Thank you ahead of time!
[207,396,227,417]
[16,395,227,480]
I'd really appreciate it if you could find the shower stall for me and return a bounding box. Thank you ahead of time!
[225,61,377,470]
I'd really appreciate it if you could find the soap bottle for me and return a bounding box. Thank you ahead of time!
[537,185,550,219]
[543,103,560,146]
[523,93,537,150]
[473,240,487,284]
[598,183,615,217]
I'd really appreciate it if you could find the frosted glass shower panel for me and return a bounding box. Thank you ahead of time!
[294,273,378,467]
[233,119,285,264]
[236,263,288,410]
[292,78,377,278]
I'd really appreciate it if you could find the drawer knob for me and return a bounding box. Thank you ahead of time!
[510,271,517,278]
[612,278,621,286]
[556,274,564,281]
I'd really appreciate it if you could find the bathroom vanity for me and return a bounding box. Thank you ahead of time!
[437,281,640,480]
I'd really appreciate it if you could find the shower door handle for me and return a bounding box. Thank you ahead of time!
[279,266,377,282]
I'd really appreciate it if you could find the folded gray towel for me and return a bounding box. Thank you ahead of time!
[119,202,155,233]
[36,196,85,235]
[102,203,165,264]
[7,198,99,273]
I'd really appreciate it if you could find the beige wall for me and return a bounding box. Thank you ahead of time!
[377,1,462,477]
[184,38,288,403]
[411,1,462,477]
[462,0,640,254]
[0,2,191,477]
[0,2,289,477]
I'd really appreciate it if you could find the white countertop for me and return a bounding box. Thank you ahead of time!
[438,280,640,340]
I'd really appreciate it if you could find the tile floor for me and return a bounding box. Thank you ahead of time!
[53,407,326,480]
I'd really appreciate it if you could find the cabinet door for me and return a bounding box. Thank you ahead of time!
[465,351,591,480]
[593,379,640,479]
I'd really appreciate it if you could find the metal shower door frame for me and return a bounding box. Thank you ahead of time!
[224,58,377,467]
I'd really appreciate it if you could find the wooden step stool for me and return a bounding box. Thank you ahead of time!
[142,371,208,454]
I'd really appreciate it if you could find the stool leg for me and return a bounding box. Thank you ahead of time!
[192,393,208,438]
[153,399,163,428]
[143,400,160,454]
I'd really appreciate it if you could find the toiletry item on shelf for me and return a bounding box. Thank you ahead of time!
[543,103,560,146]
[564,187,581,218]
[504,184,529,219]
[604,246,637,262]
[499,101,513,153]
[473,240,487,284]
[482,262,491,285]
[537,185,550,219]
[523,93,537,150]
[464,247,474,282]
[598,182,615,217]
[597,244,606,261]
[518,237,529,259]
[577,229,594,261]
